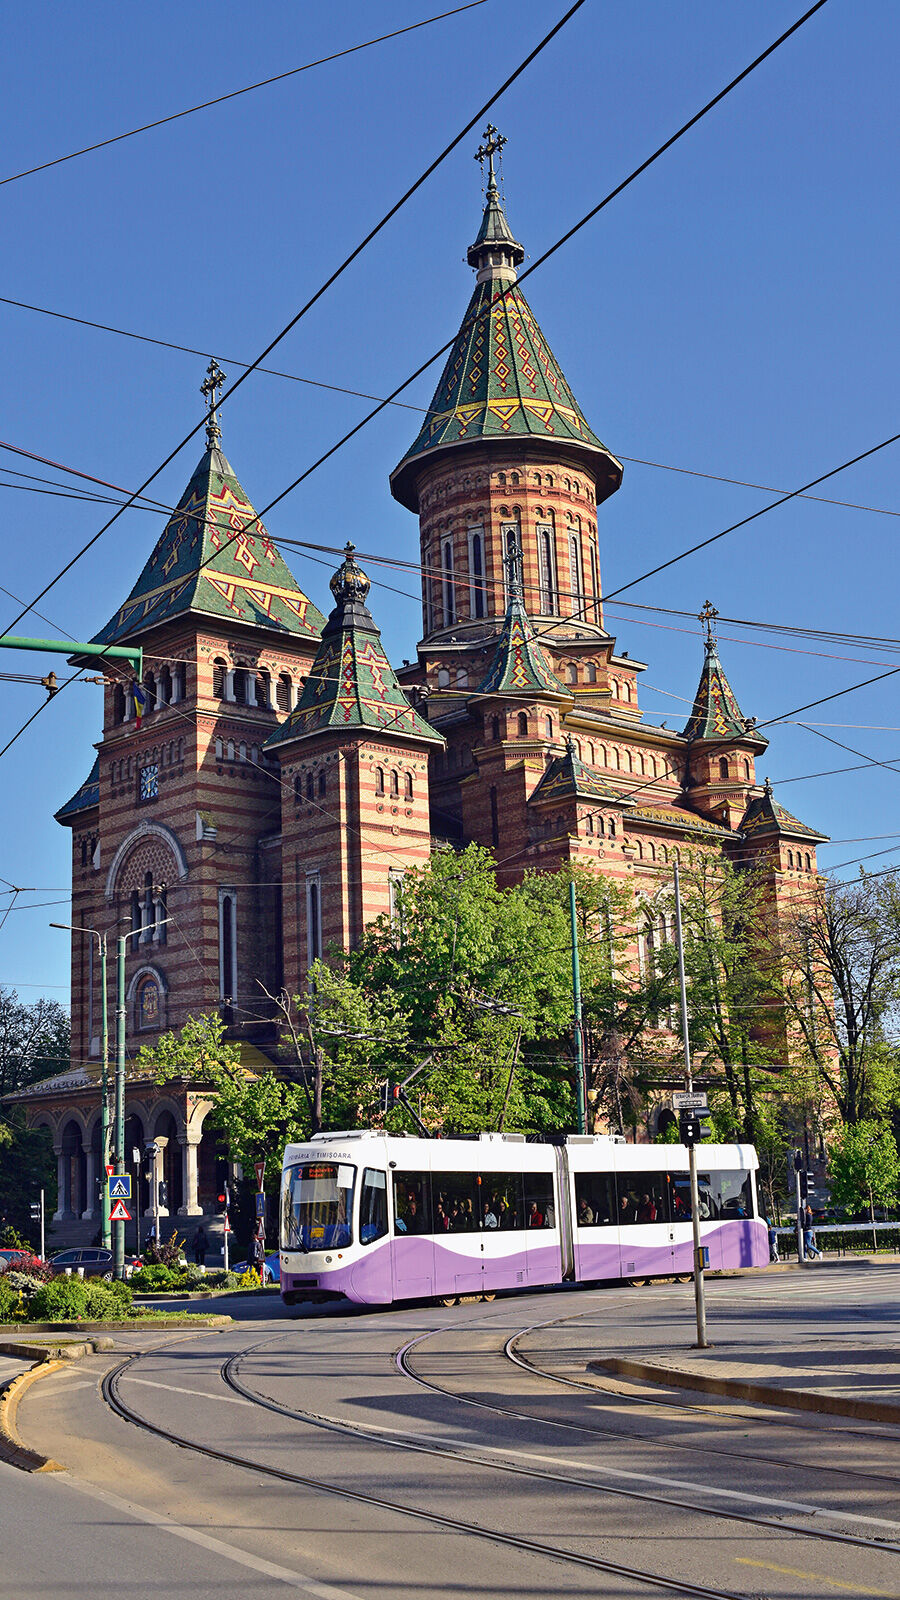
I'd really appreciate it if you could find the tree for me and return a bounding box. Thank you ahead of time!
[778,871,900,1124]
[827,1119,900,1222]
[0,991,68,1244]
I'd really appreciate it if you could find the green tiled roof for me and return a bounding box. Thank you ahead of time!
[682,639,762,744]
[629,804,734,840]
[86,445,325,651]
[740,781,828,843]
[390,190,622,511]
[529,739,630,807]
[267,546,442,749]
[476,577,567,699]
[55,756,100,824]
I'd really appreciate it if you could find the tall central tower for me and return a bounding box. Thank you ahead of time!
[390,125,622,648]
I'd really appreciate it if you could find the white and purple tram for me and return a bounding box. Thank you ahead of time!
[279,1131,767,1306]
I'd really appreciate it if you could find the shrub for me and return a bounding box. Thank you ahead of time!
[130,1264,177,1293]
[205,1270,239,1290]
[82,1280,132,1318]
[28,1276,89,1321]
[0,1279,25,1321]
[141,1233,186,1268]
[3,1252,51,1282]
[4,1272,47,1297]
[1,1225,29,1250]
[236,1268,261,1289]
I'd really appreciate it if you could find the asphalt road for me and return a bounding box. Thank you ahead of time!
[7,1266,900,1600]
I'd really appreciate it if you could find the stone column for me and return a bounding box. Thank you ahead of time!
[54,1147,67,1221]
[82,1145,98,1220]
[224,669,236,703]
[178,1135,203,1216]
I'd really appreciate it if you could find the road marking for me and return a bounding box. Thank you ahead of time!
[60,1475,365,1598]
[125,1376,253,1407]
[735,1558,895,1595]
[333,1413,900,1534]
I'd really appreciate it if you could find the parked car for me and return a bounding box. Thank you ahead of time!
[230,1252,280,1285]
[0,1248,31,1274]
[49,1247,141,1279]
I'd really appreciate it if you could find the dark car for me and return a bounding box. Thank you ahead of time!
[49,1247,141,1279]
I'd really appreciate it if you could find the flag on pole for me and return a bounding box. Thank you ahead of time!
[132,680,147,727]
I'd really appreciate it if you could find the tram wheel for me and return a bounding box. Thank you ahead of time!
[629,1277,649,1288]
[438,1295,458,1307]
[481,1292,496,1302]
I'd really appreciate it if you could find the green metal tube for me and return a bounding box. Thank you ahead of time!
[0,634,141,671]
[569,881,586,1135]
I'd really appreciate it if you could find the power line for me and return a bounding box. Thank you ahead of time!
[757,665,900,730]
[0,3,490,188]
[0,0,587,647]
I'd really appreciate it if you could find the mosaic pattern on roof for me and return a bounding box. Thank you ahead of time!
[740,787,827,842]
[55,756,100,821]
[630,804,733,838]
[681,642,750,741]
[529,745,628,807]
[90,448,324,647]
[477,592,566,698]
[396,279,608,466]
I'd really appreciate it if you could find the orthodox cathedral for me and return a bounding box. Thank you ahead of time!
[13,135,826,1226]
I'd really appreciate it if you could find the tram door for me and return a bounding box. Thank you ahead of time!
[391,1170,435,1299]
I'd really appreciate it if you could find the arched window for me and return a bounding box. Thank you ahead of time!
[215,737,223,760]
[719,756,729,781]
[787,850,794,868]
[456,668,468,688]
[239,742,247,763]
[635,838,642,858]
[649,756,657,778]
[587,662,597,684]
[232,668,248,706]
[226,739,235,762]
[648,841,656,862]
[609,819,616,839]
[294,774,303,802]
[375,767,385,795]
[255,670,271,708]
[660,845,668,864]
[586,814,594,836]
[318,770,327,797]
[437,667,450,689]
[743,759,751,781]
[545,715,553,739]
[545,474,554,487]
[113,684,126,724]
[469,528,486,619]
[597,815,605,836]
[610,678,619,699]
[568,526,585,618]
[510,471,519,486]
[142,671,156,713]
[158,666,172,706]
[625,749,633,773]
[806,853,812,871]
[172,662,186,702]
[213,659,227,698]
[390,770,399,797]
[621,680,631,703]
[566,662,578,685]
[276,673,293,713]
[537,523,557,614]
[492,715,501,741]
[517,712,528,737]
[442,539,456,626]
[405,772,413,800]
[588,743,595,764]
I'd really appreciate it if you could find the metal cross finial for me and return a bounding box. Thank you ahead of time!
[474,123,507,191]
[698,599,719,642]
[504,544,523,600]
[200,359,226,449]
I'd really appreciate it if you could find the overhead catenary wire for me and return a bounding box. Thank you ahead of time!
[0,3,491,188]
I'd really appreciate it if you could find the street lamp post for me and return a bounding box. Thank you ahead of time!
[50,922,111,1250]
[673,860,708,1349]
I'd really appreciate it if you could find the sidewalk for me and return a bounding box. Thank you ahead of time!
[522,1257,900,1427]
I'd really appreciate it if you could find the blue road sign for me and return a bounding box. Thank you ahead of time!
[109,1174,131,1200]
[255,1191,266,1218]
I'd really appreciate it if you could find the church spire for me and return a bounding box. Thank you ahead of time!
[681,601,756,742]
[475,550,568,699]
[468,124,524,282]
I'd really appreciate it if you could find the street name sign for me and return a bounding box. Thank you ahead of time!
[672,1091,708,1111]
[110,1199,132,1222]
[109,1174,131,1200]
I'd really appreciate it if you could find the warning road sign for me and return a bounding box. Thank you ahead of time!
[109,1174,131,1200]
[110,1199,132,1222]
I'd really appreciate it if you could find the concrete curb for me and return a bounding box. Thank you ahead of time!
[5,1316,233,1332]
[588,1356,900,1426]
[0,1360,67,1472]
[0,1338,114,1361]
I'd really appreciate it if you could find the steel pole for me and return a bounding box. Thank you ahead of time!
[40,1188,45,1261]
[795,1165,805,1262]
[569,881,586,1135]
[113,934,126,1280]
[99,933,111,1250]
[674,860,708,1349]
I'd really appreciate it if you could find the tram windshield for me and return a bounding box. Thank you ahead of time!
[282,1162,355,1250]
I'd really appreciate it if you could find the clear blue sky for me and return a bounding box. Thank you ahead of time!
[1,0,898,1001]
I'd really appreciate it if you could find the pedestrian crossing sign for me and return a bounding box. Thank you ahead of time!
[109,1174,131,1200]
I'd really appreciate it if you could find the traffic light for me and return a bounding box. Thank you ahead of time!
[217,1185,231,1211]
[158,1181,168,1209]
[29,1201,41,1222]
[380,1081,400,1114]
[793,1149,804,1172]
[679,1110,704,1148]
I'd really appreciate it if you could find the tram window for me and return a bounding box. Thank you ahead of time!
[479,1172,525,1230]
[616,1172,670,1225]
[574,1172,616,1226]
[523,1171,555,1229]
[711,1170,754,1219]
[393,1171,432,1235]
[668,1172,715,1222]
[281,1161,355,1250]
[359,1168,389,1245]
[433,1171,479,1232]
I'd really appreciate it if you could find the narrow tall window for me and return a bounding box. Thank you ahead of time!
[517,711,528,737]
[719,756,729,780]
[404,772,414,800]
[468,528,486,619]
[442,539,456,626]
[568,525,585,618]
[218,888,237,1021]
[500,520,521,601]
[390,770,399,798]
[490,786,499,849]
[537,521,558,613]
[589,540,600,623]
[389,870,405,936]
[276,673,293,712]
[306,875,321,966]
[375,767,385,795]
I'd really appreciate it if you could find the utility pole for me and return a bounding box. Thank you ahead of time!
[569,881,586,1135]
[114,933,127,1280]
[673,860,708,1349]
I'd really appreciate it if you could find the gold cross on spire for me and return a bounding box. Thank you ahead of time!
[200,358,226,449]
[475,123,507,191]
[698,599,719,642]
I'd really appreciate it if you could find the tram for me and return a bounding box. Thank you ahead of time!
[279,1131,767,1306]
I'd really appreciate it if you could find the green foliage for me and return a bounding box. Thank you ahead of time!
[205,1269,239,1290]
[0,1116,56,1245]
[25,1275,132,1322]
[236,1268,261,1289]
[0,1279,25,1321]
[130,1264,178,1292]
[1,1225,28,1250]
[140,1232,186,1269]
[828,1120,900,1217]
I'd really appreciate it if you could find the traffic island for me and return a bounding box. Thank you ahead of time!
[587,1351,900,1426]
[0,1359,67,1472]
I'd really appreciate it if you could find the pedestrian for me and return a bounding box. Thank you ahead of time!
[192,1225,208,1268]
[803,1204,821,1259]
[763,1213,780,1263]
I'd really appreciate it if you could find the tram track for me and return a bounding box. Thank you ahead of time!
[216,1326,900,1555]
[100,1353,756,1600]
